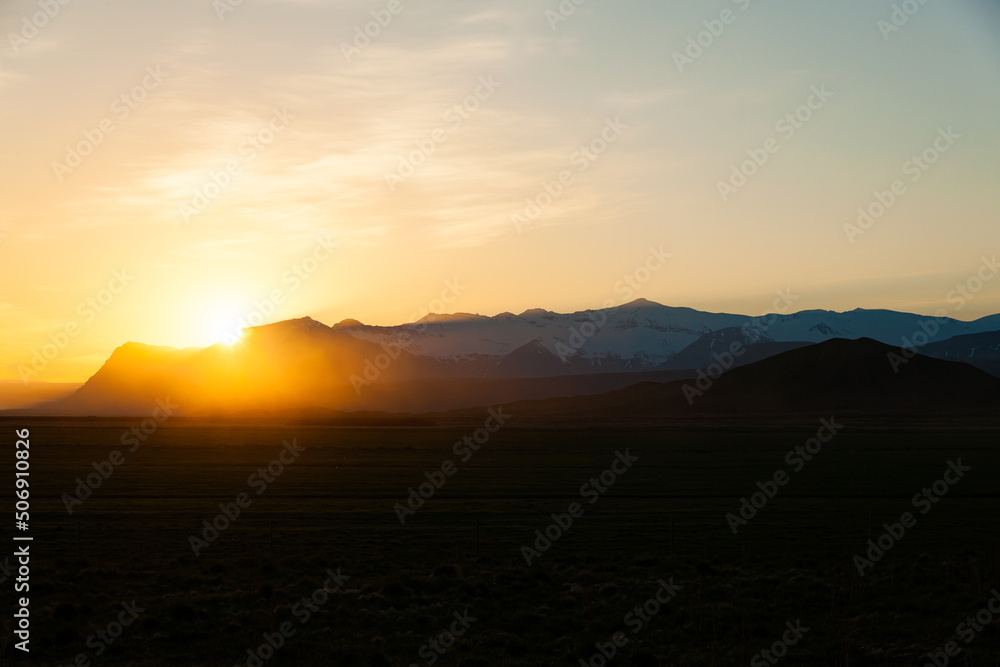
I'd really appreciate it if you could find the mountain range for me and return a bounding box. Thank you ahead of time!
[13,299,1000,418]
[334,298,1000,372]
[476,337,1000,426]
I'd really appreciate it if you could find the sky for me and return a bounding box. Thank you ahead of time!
[1,0,1000,383]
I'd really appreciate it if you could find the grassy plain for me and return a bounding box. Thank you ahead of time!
[2,419,999,665]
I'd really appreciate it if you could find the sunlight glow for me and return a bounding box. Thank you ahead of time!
[194,298,249,347]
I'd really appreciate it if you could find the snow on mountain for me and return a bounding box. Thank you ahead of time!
[338,299,746,369]
[334,300,1000,370]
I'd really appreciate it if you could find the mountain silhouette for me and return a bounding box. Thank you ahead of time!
[17,307,1000,418]
[917,330,1000,378]
[489,338,1000,423]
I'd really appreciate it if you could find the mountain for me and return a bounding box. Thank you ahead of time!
[685,337,1000,414]
[41,318,462,416]
[36,316,699,416]
[487,338,1000,424]
[917,330,1000,378]
[484,339,578,378]
[658,326,812,371]
[337,299,750,372]
[22,302,1000,417]
[331,300,1000,373]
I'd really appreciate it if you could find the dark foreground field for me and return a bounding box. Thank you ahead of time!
[2,418,1000,666]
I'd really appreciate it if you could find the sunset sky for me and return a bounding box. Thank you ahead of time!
[2,0,999,383]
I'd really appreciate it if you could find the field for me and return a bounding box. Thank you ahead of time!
[2,417,1000,666]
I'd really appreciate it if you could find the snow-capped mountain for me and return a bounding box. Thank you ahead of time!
[22,300,1000,417]
[334,299,1000,371]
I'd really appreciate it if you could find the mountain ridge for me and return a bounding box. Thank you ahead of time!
[474,337,1000,425]
[11,301,1000,416]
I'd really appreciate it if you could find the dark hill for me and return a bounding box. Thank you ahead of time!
[489,338,1000,423]
[917,330,1000,378]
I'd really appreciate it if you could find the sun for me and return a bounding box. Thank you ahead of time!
[192,297,249,347]
[206,308,247,346]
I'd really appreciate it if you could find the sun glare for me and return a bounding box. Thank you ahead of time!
[192,298,249,347]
